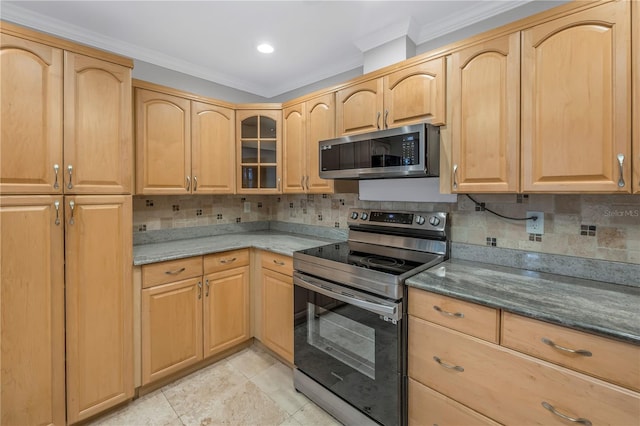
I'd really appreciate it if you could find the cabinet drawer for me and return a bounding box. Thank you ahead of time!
[261,251,293,275]
[502,312,640,392]
[142,257,203,288]
[408,288,499,343]
[203,249,249,274]
[408,378,500,426]
[408,317,640,426]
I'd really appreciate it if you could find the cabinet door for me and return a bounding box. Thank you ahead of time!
[141,277,203,385]
[450,33,520,192]
[0,196,65,426]
[261,268,293,363]
[64,52,132,194]
[633,0,640,194]
[192,101,235,194]
[306,93,335,193]
[65,195,133,423]
[283,103,306,193]
[521,1,631,192]
[135,89,191,194]
[336,79,384,136]
[0,35,63,195]
[203,266,250,358]
[384,58,446,128]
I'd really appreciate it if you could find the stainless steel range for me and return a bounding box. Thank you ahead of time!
[293,209,449,426]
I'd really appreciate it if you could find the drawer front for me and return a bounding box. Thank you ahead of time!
[408,287,499,342]
[408,378,500,426]
[502,311,640,392]
[261,251,293,275]
[409,316,640,426]
[142,257,203,288]
[203,249,250,274]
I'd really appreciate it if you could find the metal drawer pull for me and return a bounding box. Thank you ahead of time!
[68,200,75,225]
[433,356,464,372]
[193,176,198,191]
[67,165,73,189]
[433,305,464,318]
[273,259,286,266]
[376,111,381,129]
[54,200,61,225]
[197,281,202,299]
[53,164,60,189]
[541,338,592,357]
[617,154,625,187]
[186,176,191,191]
[452,164,458,190]
[384,109,389,129]
[205,279,210,297]
[220,257,237,264]
[165,267,186,275]
[542,402,592,426]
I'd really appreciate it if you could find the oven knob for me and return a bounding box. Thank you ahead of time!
[429,216,441,226]
[415,215,426,225]
[361,212,368,221]
[351,211,359,220]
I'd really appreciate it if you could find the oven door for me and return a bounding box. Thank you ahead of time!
[293,272,403,426]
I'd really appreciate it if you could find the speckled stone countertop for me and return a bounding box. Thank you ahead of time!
[133,230,337,265]
[407,259,640,345]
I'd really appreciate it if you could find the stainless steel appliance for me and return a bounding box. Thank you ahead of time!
[293,209,449,425]
[318,123,440,180]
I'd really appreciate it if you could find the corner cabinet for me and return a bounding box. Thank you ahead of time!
[521,0,632,193]
[236,109,282,194]
[336,58,445,136]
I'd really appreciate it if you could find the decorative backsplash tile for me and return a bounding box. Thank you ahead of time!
[133,193,640,264]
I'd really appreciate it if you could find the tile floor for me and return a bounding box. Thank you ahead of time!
[89,344,342,426]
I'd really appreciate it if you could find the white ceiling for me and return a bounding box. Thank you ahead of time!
[3,1,560,98]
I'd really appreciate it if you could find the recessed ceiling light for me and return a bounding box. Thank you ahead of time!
[257,43,274,54]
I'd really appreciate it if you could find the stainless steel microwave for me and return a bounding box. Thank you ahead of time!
[319,123,440,179]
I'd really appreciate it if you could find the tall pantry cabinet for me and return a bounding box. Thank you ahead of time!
[0,22,133,425]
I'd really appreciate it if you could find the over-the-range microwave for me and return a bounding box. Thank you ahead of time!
[318,123,440,180]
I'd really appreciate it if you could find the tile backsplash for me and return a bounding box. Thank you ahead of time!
[134,193,640,265]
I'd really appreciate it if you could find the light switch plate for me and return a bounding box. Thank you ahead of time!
[526,211,544,234]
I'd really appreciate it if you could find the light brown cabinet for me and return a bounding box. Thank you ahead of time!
[450,32,520,193]
[135,85,235,195]
[336,58,445,136]
[283,93,336,194]
[633,0,640,194]
[260,251,294,363]
[521,1,632,193]
[0,196,66,426]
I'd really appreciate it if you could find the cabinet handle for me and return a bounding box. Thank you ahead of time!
[452,164,458,190]
[541,338,592,357]
[67,165,73,189]
[376,111,381,130]
[433,356,464,372]
[186,176,191,191]
[278,177,281,191]
[164,267,186,275]
[54,200,61,226]
[273,259,286,266]
[541,402,592,426]
[68,200,75,225]
[305,175,309,191]
[301,176,305,189]
[205,279,210,297]
[384,109,389,129]
[193,176,198,192]
[433,305,464,318]
[220,257,237,264]
[617,154,625,188]
[197,281,202,299]
[53,164,60,189]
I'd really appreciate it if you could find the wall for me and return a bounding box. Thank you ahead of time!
[133,193,640,265]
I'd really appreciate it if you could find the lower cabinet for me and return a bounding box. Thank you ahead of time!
[260,251,294,363]
[141,249,250,385]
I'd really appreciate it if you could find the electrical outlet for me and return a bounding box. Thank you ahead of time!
[244,202,251,213]
[526,211,544,234]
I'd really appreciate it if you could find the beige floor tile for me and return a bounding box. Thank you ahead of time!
[251,363,310,415]
[291,403,342,426]
[226,345,278,379]
[88,390,181,426]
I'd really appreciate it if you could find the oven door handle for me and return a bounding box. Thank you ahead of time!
[294,274,401,320]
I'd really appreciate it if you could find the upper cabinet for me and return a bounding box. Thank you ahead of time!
[521,0,631,193]
[336,58,445,136]
[283,93,336,194]
[135,83,235,195]
[1,34,132,195]
[450,33,520,193]
[633,0,639,195]
[236,109,282,193]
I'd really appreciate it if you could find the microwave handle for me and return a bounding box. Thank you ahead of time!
[293,274,400,320]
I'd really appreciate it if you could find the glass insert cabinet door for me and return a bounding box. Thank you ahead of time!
[236,110,282,192]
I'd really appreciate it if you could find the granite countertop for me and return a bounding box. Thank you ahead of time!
[407,259,640,345]
[133,230,337,265]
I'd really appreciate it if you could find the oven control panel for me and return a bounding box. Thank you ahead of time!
[347,209,447,232]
